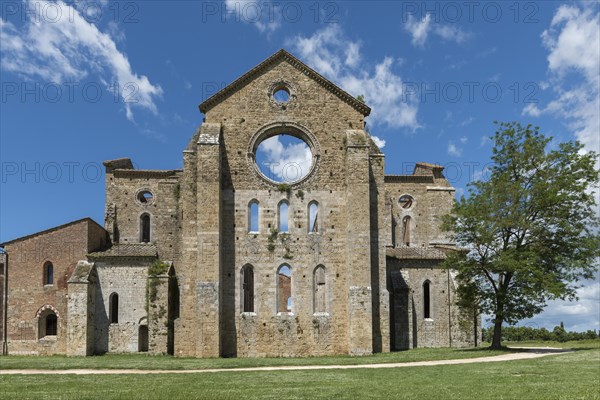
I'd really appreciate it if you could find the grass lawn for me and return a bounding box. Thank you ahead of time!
[0,346,516,371]
[0,344,598,399]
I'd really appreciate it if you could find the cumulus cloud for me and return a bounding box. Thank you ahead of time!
[287,25,420,132]
[447,142,462,157]
[526,4,600,155]
[404,14,471,48]
[0,0,162,123]
[518,278,600,332]
[224,0,281,34]
[404,14,432,47]
[522,103,542,117]
[256,135,313,183]
[371,136,386,149]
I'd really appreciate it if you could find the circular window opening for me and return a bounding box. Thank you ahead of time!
[255,134,313,184]
[399,195,414,209]
[272,87,290,103]
[137,190,154,204]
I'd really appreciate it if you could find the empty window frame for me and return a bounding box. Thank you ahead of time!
[109,292,119,323]
[278,201,289,233]
[402,216,411,246]
[248,200,259,233]
[140,213,151,243]
[43,312,58,336]
[43,261,54,285]
[277,265,292,313]
[313,265,327,313]
[308,201,319,233]
[423,281,431,319]
[242,265,254,313]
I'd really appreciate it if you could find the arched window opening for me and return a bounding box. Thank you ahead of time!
[109,293,119,324]
[248,200,259,233]
[140,213,151,243]
[278,201,289,233]
[242,265,254,313]
[423,281,431,319]
[308,202,319,233]
[45,313,57,336]
[43,261,54,285]
[277,265,292,313]
[402,216,411,246]
[313,265,327,314]
[138,325,149,352]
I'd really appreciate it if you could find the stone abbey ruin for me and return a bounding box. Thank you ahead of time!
[0,50,480,357]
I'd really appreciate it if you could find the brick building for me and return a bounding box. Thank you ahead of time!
[0,50,479,357]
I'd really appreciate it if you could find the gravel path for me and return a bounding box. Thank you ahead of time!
[0,347,571,375]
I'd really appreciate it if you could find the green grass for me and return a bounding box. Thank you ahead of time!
[496,339,600,350]
[0,346,598,399]
[0,346,513,370]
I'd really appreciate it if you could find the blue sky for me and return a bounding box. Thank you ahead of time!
[1,1,598,332]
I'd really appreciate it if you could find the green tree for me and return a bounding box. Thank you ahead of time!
[442,122,600,349]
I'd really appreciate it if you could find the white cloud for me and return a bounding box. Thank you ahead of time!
[459,136,468,144]
[479,135,491,148]
[517,278,600,332]
[225,0,281,34]
[459,117,474,127]
[288,25,420,131]
[404,14,470,48]
[371,136,386,149]
[0,0,162,122]
[534,4,600,155]
[447,142,462,157]
[404,14,431,47]
[522,103,542,117]
[257,136,313,182]
[434,24,470,44]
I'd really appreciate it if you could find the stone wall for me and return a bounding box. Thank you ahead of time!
[0,219,107,355]
[388,259,479,349]
[174,55,382,358]
[92,258,152,354]
[104,166,182,262]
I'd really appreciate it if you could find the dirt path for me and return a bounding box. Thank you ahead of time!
[0,348,571,375]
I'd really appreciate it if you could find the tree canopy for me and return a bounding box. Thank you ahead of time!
[442,122,600,349]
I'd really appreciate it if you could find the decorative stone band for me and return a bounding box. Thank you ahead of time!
[35,304,60,319]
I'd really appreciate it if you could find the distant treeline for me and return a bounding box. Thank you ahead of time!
[482,323,599,342]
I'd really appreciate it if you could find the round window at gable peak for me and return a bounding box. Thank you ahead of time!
[137,190,154,204]
[273,87,290,103]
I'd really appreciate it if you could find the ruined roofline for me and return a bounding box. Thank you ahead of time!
[0,217,104,246]
[87,243,158,259]
[112,169,182,178]
[384,175,435,184]
[198,49,371,116]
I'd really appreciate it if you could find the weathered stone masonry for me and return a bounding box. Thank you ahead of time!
[0,50,479,357]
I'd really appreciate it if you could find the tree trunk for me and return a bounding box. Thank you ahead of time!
[491,316,503,349]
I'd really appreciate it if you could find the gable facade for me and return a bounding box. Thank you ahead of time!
[0,50,479,357]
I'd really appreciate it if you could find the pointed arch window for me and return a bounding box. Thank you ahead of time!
[308,201,319,233]
[242,265,254,313]
[109,292,119,323]
[402,216,411,246]
[423,281,431,319]
[313,265,327,314]
[277,265,292,313]
[278,201,289,233]
[248,200,259,233]
[140,213,151,243]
